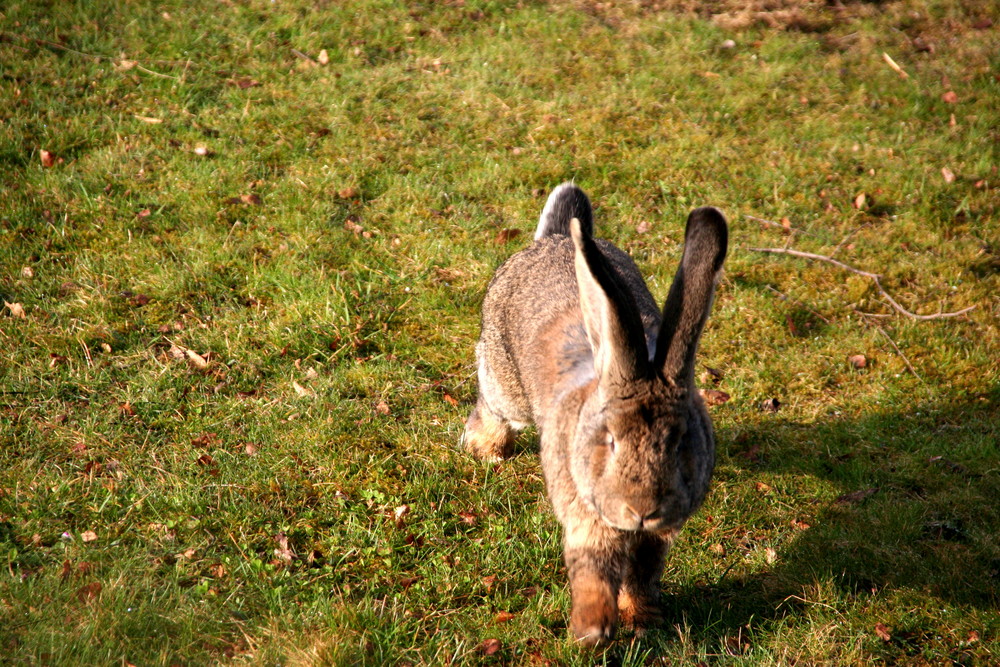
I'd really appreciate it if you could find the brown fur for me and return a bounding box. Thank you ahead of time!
[464,184,727,646]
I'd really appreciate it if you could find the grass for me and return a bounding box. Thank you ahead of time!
[1,0,998,664]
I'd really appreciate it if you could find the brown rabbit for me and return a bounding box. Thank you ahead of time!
[463,184,727,646]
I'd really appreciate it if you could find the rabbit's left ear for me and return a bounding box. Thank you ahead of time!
[653,207,728,385]
[570,218,648,388]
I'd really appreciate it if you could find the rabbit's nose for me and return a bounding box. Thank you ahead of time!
[624,502,663,531]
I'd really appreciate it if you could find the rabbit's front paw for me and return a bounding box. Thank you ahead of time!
[462,404,514,461]
[570,574,618,647]
[618,589,664,634]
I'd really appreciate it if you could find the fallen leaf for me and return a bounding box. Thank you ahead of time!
[21,266,35,279]
[337,186,359,199]
[853,192,866,209]
[375,400,390,415]
[941,167,955,183]
[135,115,163,124]
[480,638,502,656]
[76,581,102,603]
[318,49,329,65]
[636,220,652,234]
[443,393,459,406]
[60,560,74,580]
[191,432,218,449]
[495,228,521,244]
[305,367,319,381]
[941,90,958,104]
[116,59,137,71]
[137,208,151,218]
[40,149,57,167]
[966,629,980,644]
[458,510,478,525]
[81,530,98,543]
[875,622,891,642]
[209,563,227,578]
[699,389,731,406]
[791,518,811,530]
[398,576,420,589]
[177,547,197,559]
[702,366,724,384]
[274,533,295,564]
[230,77,260,89]
[394,504,411,528]
[709,543,726,557]
[193,145,209,156]
[244,442,259,456]
[780,216,792,231]
[292,380,314,397]
[760,398,781,413]
[848,354,867,369]
[755,482,772,493]
[186,349,209,369]
[240,193,262,205]
[196,453,215,468]
[764,547,778,564]
[495,611,516,624]
[4,301,26,318]
[834,487,879,505]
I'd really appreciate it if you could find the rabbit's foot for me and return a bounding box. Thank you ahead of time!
[569,573,618,647]
[617,589,664,634]
[462,405,515,461]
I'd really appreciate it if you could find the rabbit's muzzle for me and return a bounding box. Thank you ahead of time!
[593,491,689,534]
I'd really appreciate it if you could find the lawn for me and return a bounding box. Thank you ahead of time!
[1,0,998,664]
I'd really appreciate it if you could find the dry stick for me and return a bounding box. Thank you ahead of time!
[747,247,977,320]
[872,321,924,383]
[765,285,831,324]
[12,33,183,79]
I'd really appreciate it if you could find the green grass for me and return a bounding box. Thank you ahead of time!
[2,0,998,664]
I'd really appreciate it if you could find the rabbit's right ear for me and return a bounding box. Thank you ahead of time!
[571,218,649,388]
[653,207,728,386]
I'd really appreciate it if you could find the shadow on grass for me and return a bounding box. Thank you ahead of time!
[625,387,1000,661]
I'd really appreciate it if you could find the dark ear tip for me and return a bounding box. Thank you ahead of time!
[685,206,728,267]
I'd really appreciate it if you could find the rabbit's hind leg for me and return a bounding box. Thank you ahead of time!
[462,401,516,462]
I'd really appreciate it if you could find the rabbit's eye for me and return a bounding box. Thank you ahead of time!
[605,432,616,452]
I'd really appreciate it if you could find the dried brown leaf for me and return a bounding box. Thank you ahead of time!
[941,167,956,184]
[699,388,731,406]
[760,398,781,413]
[875,622,891,642]
[4,301,26,319]
[318,49,329,65]
[495,228,521,244]
[834,487,879,505]
[337,186,359,199]
[76,581,102,603]
[81,530,98,543]
[848,354,867,369]
[495,611,516,624]
[186,349,209,369]
[292,380,314,397]
[480,638,502,656]
[941,90,958,104]
[40,149,57,167]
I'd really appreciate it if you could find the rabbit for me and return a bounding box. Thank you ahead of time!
[462,183,727,646]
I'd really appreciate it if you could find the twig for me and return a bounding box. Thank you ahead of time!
[8,32,185,79]
[765,285,831,324]
[830,222,871,258]
[291,49,317,64]
[747,246,977,320]
[874,323,924,383]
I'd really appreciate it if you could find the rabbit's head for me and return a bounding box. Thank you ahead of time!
[565,208,727,534]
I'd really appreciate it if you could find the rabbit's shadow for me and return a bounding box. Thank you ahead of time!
[615,387,1000,657]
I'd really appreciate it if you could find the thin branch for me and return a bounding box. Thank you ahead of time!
[874,323,924,383]
[7,32,185,78]
[747,246,977,320]
[830,222,871,258]
[765,285,831,324]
